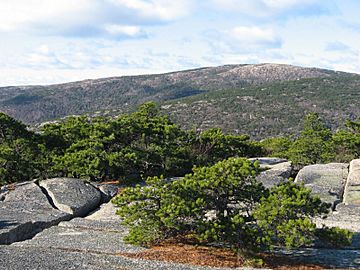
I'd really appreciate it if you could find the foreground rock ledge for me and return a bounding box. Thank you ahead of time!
[0,178,103,244]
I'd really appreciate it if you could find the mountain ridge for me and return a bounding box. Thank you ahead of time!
[0,63,359,139]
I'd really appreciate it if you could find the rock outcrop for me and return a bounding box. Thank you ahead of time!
[343,159,360,205]
[294,163,348,207]
[249,157,292,188]
[0,178,104,244]
[0,182,71,244]
[1,201,229,270]
[39,178,101,216]
[1,160,360,269]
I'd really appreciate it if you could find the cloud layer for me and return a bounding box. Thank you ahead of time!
[0,0,192,39]
[0,1,359,86]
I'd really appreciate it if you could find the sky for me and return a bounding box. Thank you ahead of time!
[0,0,360,86]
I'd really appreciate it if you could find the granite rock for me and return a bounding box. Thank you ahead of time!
[249,157,288,168]
[0,182,71,244]
[250,157,292,188]
[343,159,360,205]
[295,163,348,207]
[39,178,101,216]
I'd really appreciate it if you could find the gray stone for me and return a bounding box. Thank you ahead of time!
[0,183,71,244]
[343,159,360,205]
[295,163,348,207]
[39,178,101,216]
[274,248,360,269]
[335,203,360,216]
[59,217,126,233]
[90,182,119,203]
[86,201,120,222]
[316,203,360,233]
[13,223,143,254]
[250,158,292,188]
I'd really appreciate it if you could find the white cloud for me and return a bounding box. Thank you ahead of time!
[0,0,91,32]
[0,0,193,38]
[229,26,279,45]
[212,0,325,18]
[204,26,282,55]
[325,41,351,52]
[104,24,145,38]
[263,0,315,9]
[108,0,193,21]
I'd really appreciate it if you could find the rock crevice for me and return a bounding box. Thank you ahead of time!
[0,178,104,245]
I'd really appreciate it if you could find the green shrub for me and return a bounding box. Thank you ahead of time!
[316,226,354,248]
[253,181,330,249]
[113,157,348,252]
[260,136,292,158]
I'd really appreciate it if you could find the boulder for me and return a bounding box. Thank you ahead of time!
[343,159,360,205]
[250,157,292,188]
[39,178,101,216]
[295,163,348,207]
[0,182,71,244]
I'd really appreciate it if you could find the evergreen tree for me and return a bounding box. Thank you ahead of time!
[113,157,349,251]
[287,113,335,165]
[0,113,43,184]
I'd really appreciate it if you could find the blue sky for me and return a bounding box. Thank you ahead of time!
[0,0,360,86]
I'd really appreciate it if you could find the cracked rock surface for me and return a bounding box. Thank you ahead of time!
[1,164,360,269]
[0,178,102,244]
[39,178,101,216]
[0,182,71,244]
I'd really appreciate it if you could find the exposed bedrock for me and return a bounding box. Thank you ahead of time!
[0,178,105,244]
[249,157,292,188]
[343,159,360,206]
[294,163,348,208]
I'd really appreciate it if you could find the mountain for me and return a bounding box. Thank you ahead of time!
[162,75,360,138]
[0,63,359,139]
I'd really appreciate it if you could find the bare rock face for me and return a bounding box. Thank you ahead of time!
[0,182,71,244]
[0,178,103,244]
[343,159,360,205]
[39,178,101,216]
[294,163,348,208]
[249,157,292,188]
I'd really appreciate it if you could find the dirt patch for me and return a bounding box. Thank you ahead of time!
[119,243,244,268]
[119,243,325,269]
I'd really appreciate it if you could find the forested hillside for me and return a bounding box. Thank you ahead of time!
[0,64,346,124]
[162,75,360,139]
[0,63,359,139]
